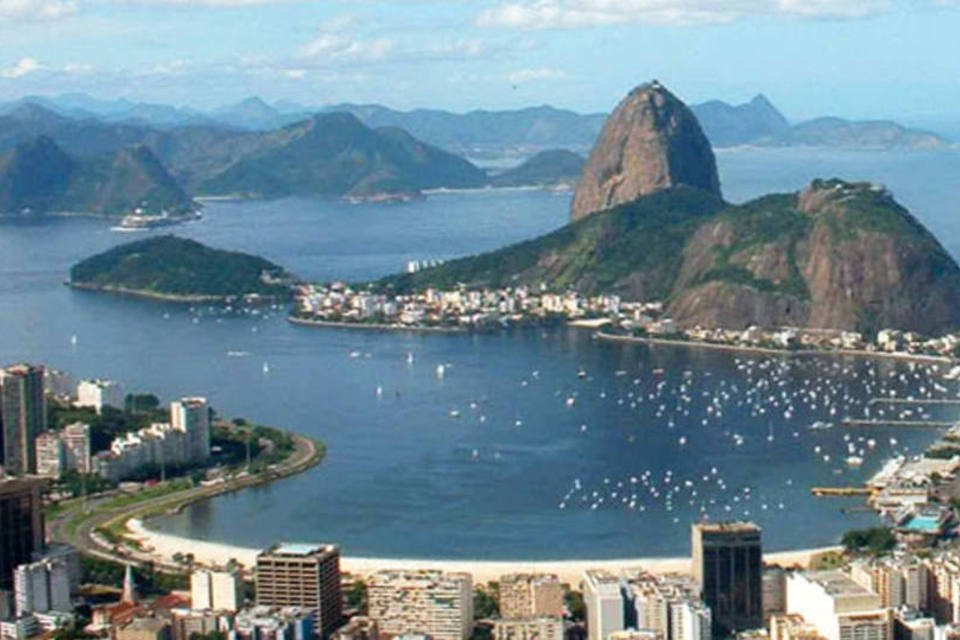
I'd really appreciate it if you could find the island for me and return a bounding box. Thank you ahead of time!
[489,149,584,189]
[68,235,295,302]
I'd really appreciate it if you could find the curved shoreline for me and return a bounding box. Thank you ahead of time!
[125,519,839,583]
[595,331,954,365]
[67,281,286,304]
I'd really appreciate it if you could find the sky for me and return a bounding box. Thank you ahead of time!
[0,0,959,123]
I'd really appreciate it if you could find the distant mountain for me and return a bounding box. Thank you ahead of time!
[490,149,584,188]
[0,136,193,215]
[70,235,294,301]
[197,112,488,199]
[325,103,607,153]
[691,96,950,150]
[210,97,304,131]
[691,95,790,147]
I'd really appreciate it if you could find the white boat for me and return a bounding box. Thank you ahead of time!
[846,456,864,467]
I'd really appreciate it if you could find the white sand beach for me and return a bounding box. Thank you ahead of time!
[126,519,838,584]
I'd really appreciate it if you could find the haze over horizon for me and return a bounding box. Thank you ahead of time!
[1,0,959,125]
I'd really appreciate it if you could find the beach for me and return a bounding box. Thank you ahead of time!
[126,519,838,584]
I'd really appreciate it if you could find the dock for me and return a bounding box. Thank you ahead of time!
[867,398,960,406]
[842,419,956,428]
[811,487,873,497]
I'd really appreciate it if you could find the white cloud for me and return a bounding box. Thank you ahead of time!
[508,66,565,83]
[0,0,76,20]
[0,57,43,78]
[300,32,394,62]
[148,58,192,75]
[477,0,898,29]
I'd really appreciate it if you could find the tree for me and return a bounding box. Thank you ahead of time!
[473,585,500,620]
[346,580,367,613]
[841,527,896,555]
[565,590,586,622]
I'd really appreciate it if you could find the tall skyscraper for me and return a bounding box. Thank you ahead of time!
[191,568,242,611]
[170,398,210,463]
[14,557,71,615]
[1,364,46,476]
[255,543,342,638]
[691,522,763,634]
[0,478,45,592]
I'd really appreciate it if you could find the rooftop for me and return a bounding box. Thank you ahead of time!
[264,543,338,557]
[804,570,874,597]
[694,521,761,534]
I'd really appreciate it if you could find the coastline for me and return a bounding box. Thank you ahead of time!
[287,315,467,334]
[125,519,838,584]
[595,331,955,365]
[67,281,286,305]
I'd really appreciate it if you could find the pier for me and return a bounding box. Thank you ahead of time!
[867,398,960,406]
[842,419,956,428]
[811,487,873,497]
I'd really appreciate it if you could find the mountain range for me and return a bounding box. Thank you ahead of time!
[0,92,950,152]
[382,82,960,335]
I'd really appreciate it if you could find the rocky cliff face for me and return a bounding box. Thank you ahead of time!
[570,82,721,221]
[667,179,960,335]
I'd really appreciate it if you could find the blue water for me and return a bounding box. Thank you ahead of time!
[2,149,960,559]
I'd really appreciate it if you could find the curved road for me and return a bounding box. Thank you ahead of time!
[49,432,322,574]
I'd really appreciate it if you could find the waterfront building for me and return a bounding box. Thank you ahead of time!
[255,543,341,638]
[692,522,763,634]
[94,420,193,482]
[493,617,564,640]
[191,568,242,612]
[583,570,624,640]
[33,431,65,478]
[168,608,229,640]
[170,397,211,463]
[367,569,473,640]
[0,364,46,476]
[785,571,891,640]
[13,557,71,616]
[76,379,121,414]
[499,574,565,619]
[0,478,44,592]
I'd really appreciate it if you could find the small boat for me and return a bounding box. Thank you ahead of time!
[846,456,864,467]
[262,362,270,374]
[449,409,461,418]
[436,364,445,379]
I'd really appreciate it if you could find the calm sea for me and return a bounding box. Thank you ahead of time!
[2,147,960,559]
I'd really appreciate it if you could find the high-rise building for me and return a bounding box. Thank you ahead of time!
[582,570,624,640]
[785,571,891,640]
[0,478,45,592]
[170,398,211,463]
[14,557,71,615]
[1,364,46,476]
[191,568,242,612]
[499,574,565,619]
[34,432,66,478]
[692,522,763,634]
[894,610,935,640]
[76,380,121,414]
[768,615,822,640]
[851,559,929,611]
[255,544,342,638]
[61,422,92,475]
[366,569,473,640]
[623,570,711,640]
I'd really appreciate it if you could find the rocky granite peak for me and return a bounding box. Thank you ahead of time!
[570,81,721,221]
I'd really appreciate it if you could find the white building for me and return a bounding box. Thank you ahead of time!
[76,379,121,414]
[171,397,211,463]
[583,570,624,640]
[191,569,242,612]
[14,558,71,616]
[785,571,891,640]
[492,617,564,640]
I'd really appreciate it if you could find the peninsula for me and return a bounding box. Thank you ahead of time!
[68,235,295,302]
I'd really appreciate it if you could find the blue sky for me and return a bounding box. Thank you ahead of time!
[0,0,958,123]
